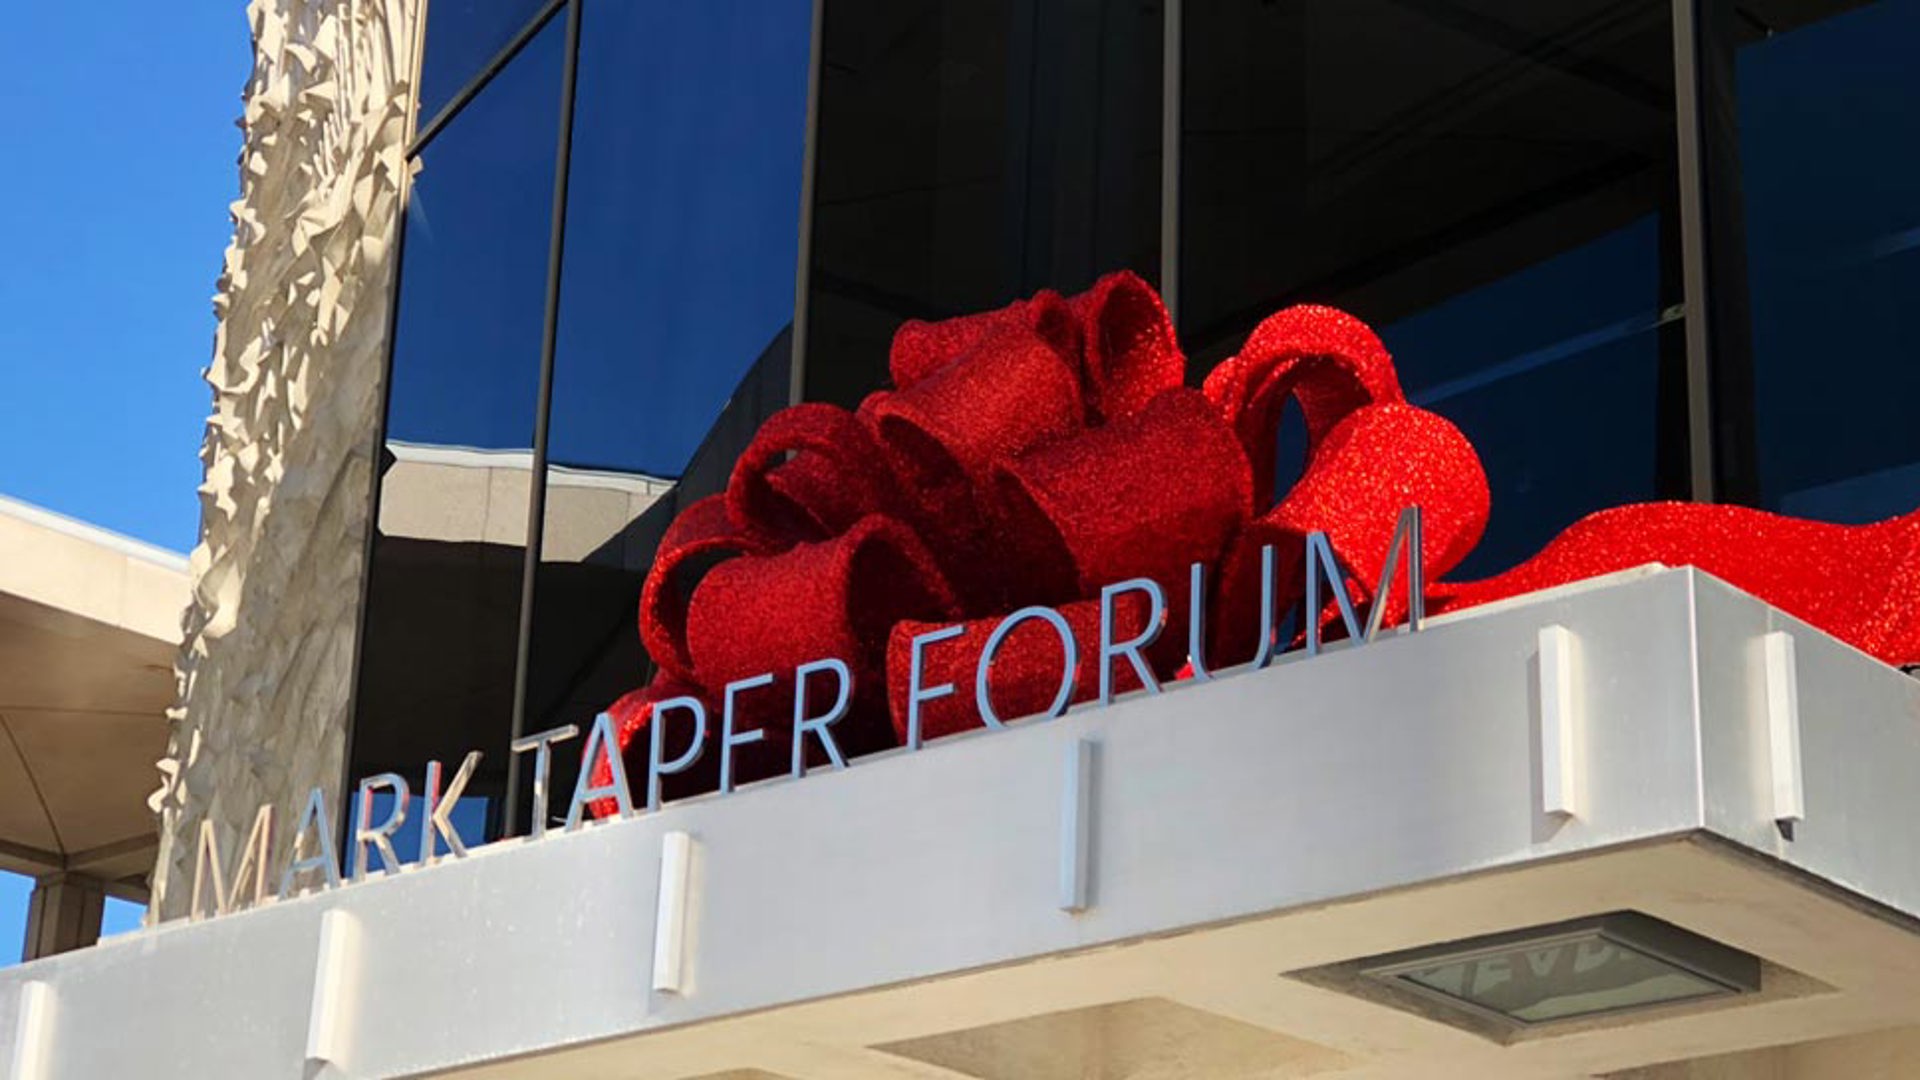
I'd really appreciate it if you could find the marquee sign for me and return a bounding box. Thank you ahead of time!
[188,510,1425,919]
[185,273,1920,922]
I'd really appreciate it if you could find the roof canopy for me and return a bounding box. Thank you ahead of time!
[0,495,188,891]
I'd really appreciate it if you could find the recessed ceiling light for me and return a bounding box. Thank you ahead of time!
[1355,913,1760,1028]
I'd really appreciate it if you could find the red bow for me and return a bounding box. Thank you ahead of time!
[591,273,1920,812]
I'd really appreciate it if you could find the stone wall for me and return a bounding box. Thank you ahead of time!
[147,0,419,919]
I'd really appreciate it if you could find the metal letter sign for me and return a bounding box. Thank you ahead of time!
[181,507,1429,922]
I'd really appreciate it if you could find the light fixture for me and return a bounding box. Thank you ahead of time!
[1354,912,1760,1028]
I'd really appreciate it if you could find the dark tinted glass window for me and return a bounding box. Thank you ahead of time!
[1183,0,1687,576]
[352,16,565,833]
[804,0,1163,407]
[546,0,809,477]
[1735,0,1920,521]
[518,0,811,832]
[416,0,554,125]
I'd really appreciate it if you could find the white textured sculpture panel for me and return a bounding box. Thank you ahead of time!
[148,0,420,919]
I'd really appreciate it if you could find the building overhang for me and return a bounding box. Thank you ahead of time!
[0,496,185,890]
[5,566,1919,1078]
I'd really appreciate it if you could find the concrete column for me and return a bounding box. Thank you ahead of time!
[23,871,106,960]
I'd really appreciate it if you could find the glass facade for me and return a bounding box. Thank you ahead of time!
[350,0,1920,841]
[524,0,813,815]
[802,0,1163,407]
[354,0,812,840]
[1730,0,1920,520]
[415,0,556,125]
[352,9,566,838]
[1181,0,1687,576]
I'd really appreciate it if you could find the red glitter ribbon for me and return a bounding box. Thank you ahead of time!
[593,272,1920,813]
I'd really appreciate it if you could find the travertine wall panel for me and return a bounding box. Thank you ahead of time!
[147,0,419,919]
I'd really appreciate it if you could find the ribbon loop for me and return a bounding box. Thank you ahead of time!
[726,403,903,546]
[638,494,749,682]
[1204,304,1404,508]
[889,289,1079,390]
[1067,270,1185,423]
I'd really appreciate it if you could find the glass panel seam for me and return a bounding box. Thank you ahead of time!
[789,0,826,408]
[1672,0,1718,502]
[1161,0,1181,328]
[408,0,568,160]
[502,0,584,837]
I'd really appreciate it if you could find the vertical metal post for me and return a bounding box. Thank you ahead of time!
[1672,0,1717,503]
[505,0,585,837]
[1160,0,1181,326]
[1672,0,1760,505]
[788,0,826,408]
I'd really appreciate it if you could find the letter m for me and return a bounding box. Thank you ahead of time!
[190,804,274,919]
[1305,505,1425,655]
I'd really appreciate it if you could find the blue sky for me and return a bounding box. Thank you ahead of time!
[0,4,246,549]
[0,2,249,963]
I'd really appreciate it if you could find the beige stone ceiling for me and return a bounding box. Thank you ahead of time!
[0,497,187,887]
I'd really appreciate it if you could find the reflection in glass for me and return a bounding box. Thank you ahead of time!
[1401,935,1727,1023]
[803,0,1163,408]
[519,0,812,832]
[1182,0,1687,574]
[415,0,554,128]
[546,0,810,478]
[1358,913,1759,1029]
[351,17,565,838]
[1384,219,1679,576]
[1737,0,1920,522]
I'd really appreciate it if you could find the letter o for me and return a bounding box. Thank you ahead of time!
[976,605,1079,728]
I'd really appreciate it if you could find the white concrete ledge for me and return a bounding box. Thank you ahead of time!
[4,569,1919,1079]
[0,496,184,881]
[0,494,187,644]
